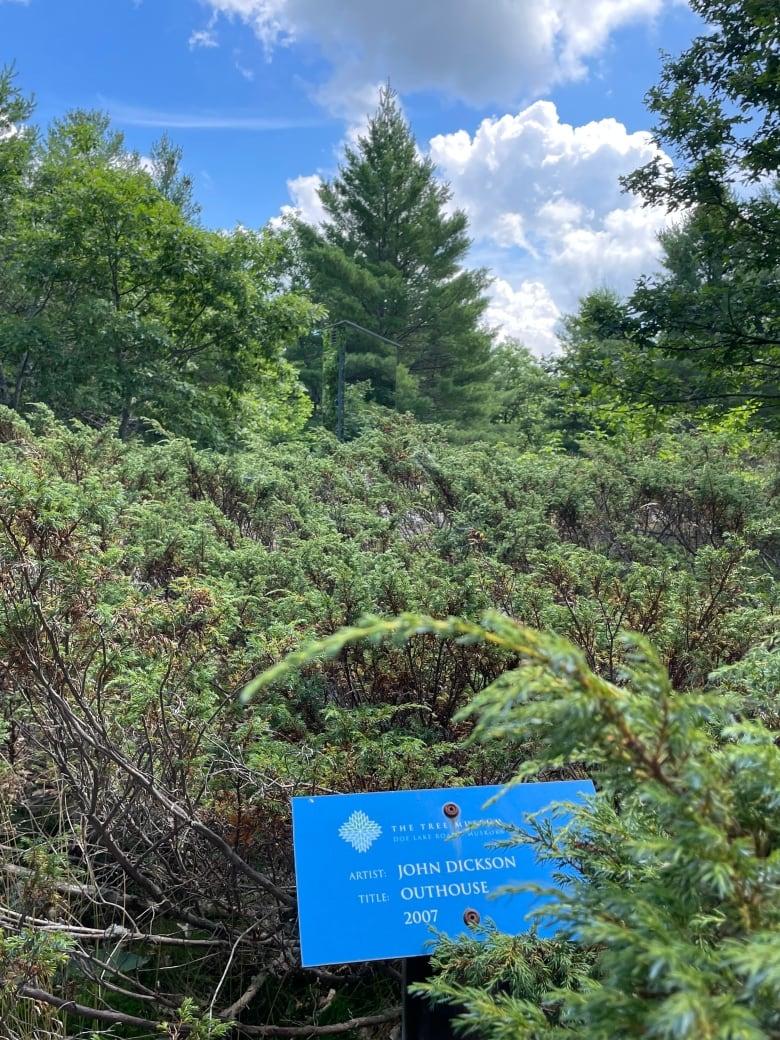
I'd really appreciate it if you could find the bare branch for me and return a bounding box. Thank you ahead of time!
[235,1008,403,1037]
[0,905,230,945]
[18,986,162,1029]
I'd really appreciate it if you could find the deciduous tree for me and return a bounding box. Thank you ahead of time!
[616,0,780,425]
[0,106,318,444]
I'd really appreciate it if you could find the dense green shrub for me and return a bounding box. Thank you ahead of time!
[0,406,777,1035]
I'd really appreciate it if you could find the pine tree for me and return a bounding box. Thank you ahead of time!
[295,85,494,425]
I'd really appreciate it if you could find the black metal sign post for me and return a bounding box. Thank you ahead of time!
[402,956,466,1040]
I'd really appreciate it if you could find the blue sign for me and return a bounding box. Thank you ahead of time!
[291,780,593,966]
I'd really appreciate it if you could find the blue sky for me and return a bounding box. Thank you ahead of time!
[1,0,704,353]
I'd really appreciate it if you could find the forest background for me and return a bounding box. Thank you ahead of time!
[1,0,779,1037]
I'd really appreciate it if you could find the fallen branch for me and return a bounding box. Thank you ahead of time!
[0,905,230,946]
[235,1008,403,1037]
[19,986,161,1029]
[19,985,401,1038]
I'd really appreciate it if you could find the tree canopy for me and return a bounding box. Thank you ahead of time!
[559,0,780,430]
[0,80,319,447]
[292,85,494,426]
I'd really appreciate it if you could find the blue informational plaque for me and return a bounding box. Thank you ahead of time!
[291,780,593,966]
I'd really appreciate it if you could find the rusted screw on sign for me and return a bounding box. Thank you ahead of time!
[463,909,480,927]
[442,802,460,819]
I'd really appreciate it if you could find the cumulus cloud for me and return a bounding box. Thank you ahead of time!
[430,101,671,352]
[279,97,673,354]
[201,0,674,109]
[486,279,562,356]
[206,0,678,349]
[282,173,327,225]
[282,100,671,351]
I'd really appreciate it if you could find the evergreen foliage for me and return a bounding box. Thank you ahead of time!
[292,85,494,425]
[559,195,780,430]
[421,627,780,1039]
[2,13,780,1033]
[0,64,35,209]
[630,197,780,424]
[250,610,780,1039]
[0,406,778,1035]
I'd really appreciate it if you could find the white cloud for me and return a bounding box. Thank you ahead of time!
[233,51,256,80]
[283,173,327,224]
[280,99,672,354]
[0,120,24,142]
[189,28,219,49]
[429,102,664,241]
[200,0,675,107]
[205,0,678,352]
[487,279,562,356]
[430,101,671,352]
[101,99,321,130]
[316,80,385,137]
[199,0,682,350]
[189,10,220,50]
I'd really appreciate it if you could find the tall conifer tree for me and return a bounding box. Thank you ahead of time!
[295,85,494,424]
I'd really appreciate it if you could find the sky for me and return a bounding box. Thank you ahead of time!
[1,0,705,355]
